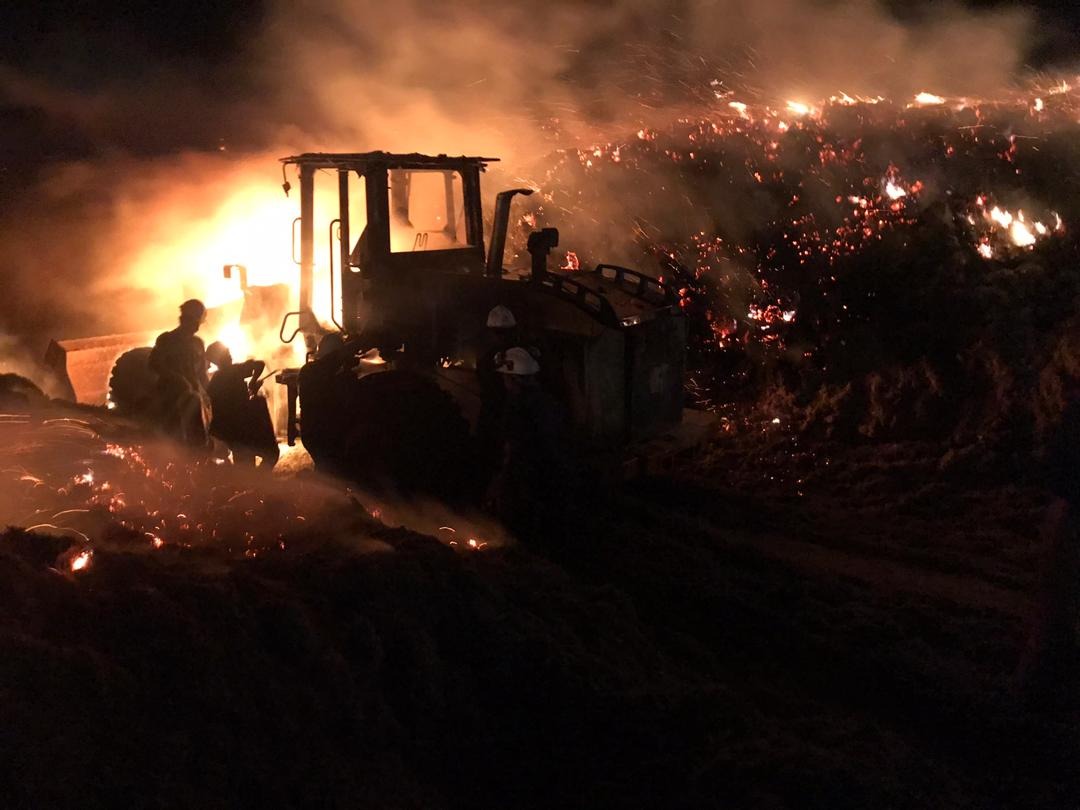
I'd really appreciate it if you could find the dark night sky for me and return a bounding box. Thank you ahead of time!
[4,0,1077,73]
[3,1,265,76]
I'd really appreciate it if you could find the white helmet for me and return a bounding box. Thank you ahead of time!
[486,305,517,329]
[496,346,540,376]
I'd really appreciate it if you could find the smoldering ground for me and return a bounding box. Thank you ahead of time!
[0,408,510,563]
[2,399,1078,808]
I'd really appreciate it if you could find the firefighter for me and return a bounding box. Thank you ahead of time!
[148,299,211,446]
[477,306,519,399]
[205,341,279,472]
[487,346,572,542]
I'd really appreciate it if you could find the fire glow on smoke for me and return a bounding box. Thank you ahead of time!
[93,80,1075,372]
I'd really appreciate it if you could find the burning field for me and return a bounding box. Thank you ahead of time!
[4,0,1080,806]
[519,81,1080,435]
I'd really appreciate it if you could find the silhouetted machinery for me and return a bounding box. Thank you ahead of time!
[275,151,697,495]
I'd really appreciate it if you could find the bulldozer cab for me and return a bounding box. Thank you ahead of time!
[276,150,700,493]
[280,152,495,346]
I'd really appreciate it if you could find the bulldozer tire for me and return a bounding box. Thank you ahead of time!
[339,370,479,501]
[108,347,157,417]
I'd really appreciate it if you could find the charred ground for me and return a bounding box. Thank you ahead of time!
[0,406,1076,808]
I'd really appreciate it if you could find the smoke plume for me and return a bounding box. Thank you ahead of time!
[0,0,1043,354]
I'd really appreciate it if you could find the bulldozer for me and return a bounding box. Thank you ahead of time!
[43,150,705,495]
[273,151,704,497]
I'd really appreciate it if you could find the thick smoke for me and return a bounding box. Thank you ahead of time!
[258,0,1033,153]
[0,0,1039,354]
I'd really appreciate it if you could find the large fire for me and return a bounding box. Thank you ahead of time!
[118,159,354,368]
[117,158,473,367]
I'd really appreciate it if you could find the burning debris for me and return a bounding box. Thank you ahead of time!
[0,414,500,564]
[501,81,1080,411]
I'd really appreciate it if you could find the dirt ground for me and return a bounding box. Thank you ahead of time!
[1,414,1077,808]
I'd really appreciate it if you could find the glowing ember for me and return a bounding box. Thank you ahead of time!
[913,91,946,106]
[748,304,797,327]
[968,200,1062,256]
[438,525,488,551]
[883,180,907,201]
[785,101,814,117]
[70,549,93,572]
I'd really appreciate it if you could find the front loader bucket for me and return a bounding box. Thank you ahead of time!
[45,331,160,405]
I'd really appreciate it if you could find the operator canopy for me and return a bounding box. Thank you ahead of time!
[496,347,540,376]
[486,305,517,329]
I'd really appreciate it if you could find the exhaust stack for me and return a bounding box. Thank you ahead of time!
[485,188,534,277]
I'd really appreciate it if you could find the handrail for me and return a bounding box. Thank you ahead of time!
[593,263,679,306]
[291,217,302,265]
[279,311,303,344]
[535,274,620,328]
[328,219,343,330]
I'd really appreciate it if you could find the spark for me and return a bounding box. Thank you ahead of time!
[25,524,90,543]
[51,508,90,520]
